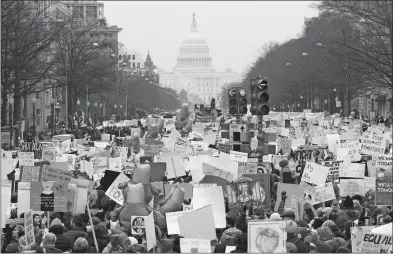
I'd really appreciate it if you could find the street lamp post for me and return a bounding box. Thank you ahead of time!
[32,96,36,140]
[94,102,98,125]
[99,103,103,123]
[87,101,90,124]
[8,98,14,148]
[76,98,80,128]
[114,104,117,121]
[119,105,122,121]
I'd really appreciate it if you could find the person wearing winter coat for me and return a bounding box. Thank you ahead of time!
[63,215,88,246]
[48,218,71,252]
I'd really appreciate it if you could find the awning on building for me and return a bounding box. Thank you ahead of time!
[375,95,386,102]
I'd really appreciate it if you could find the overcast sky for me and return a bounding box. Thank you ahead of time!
[104,1,319,75]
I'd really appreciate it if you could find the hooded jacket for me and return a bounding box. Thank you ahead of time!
[63,226,88,246]
[49,224,71,252]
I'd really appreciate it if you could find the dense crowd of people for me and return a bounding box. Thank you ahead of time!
[1,111,392,253]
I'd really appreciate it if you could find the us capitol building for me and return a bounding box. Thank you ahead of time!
[158,13,242,105]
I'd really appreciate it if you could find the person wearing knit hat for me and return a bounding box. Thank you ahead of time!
[336,246,351,253]
[331,200,340,212]
[326,237,346,252]
[286,242,298,253]
[286,220,298,243]
[49,218,71,252]
[304,231,319,245]
[342,196,354,210]
[220,227,243,246]
[316,207,323,217]
[296,220,309,228]
[270,213,282,221]
[311,218,324,230]
[42,232,62,253]
[317,227,334,241]
[316,242,333,253]
[383,215,392,224]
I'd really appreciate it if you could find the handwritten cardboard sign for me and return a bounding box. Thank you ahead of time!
[301,161,329,185]
[20,166,41,182]
[340,179,366,197]
[322,160,342,183]
[41,165,73,182]
[19,152,34,166]
[105,173,130,205]
[360,133,387,155]
[339,163,365,178]
[24,210,35,246]
[180,238,211,253]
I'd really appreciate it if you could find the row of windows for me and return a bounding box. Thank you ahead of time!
[69,5,98,19]
[119,62,140,68]
[119,55,136,61]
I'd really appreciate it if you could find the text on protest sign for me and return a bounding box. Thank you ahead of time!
[303,182,336,205]
[41,165,73,182]
[19,152,34,166]
[20,166,41,182]
[339,163,365,178]
[180,238,211,253]
[229,150,248,163]
[105,173,130,205]
[358,232,392,253]
[375,154,392,170]
[24,210,35,247]
[322,160,342,183]
[301,161,329,185]
[360,133,387,155]
[340,179,366,197]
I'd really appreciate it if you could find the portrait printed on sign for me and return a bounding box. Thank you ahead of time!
[30,181,68,212]
[42,148,56,162]
[248,220,287,253]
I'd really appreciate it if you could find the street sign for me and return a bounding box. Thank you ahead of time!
[230,124,248,144]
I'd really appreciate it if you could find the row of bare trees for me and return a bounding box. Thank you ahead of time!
[241,1,392,114]
[1,1,118,125]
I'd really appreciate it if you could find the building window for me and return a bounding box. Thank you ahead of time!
[132,55,135,60]
[36,109,41,126]
[127,55,131,61]
[109,33,113,38]
[73,6,84,18]
[86,6,98,19]
[119,55,122,60]
[132,63,136,68]
[35,91,40,99]
[137,63,140,68]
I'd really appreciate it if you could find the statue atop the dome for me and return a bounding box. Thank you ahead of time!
[193,13,195,21]
[190,13,198,32]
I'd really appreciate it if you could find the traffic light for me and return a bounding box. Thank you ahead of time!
[228,87,247,116]
[211,98,216,109]
[250,77,270,116]
[256,131,268,155]
[194,104,198,111]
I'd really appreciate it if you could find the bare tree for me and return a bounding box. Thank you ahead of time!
[314,1,392,92]
[1,1,69,124]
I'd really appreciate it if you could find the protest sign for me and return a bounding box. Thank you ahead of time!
[274,183,305,212]
[357,232,392,253]
[193,186,226,228]
[30,181,68,212]
[131,216,146,235]
[180,238,211,253]
[19,152,34,166]
[145,212,156,251]
[229,150,248,163]
[166,210,191,235]
[20,166,41,182]
[339,163,365,178]
[351,226,376,252]
[178,205,216,240]
[290,195,303,221]
[375,154,392,170]
[322,160,341,182]
[105,173,131,205]
[1,181,12,228]
[340,179,366,197]
[310,182,335,205]
[340,141,361,162]
[41,165,73,182]
[301,161,329,185]
[375,169,393,206]
[109,157,122,172]
[360,133,387,155]
[42,148,56,162]
[24,210,35,246]
[248,220,287,253]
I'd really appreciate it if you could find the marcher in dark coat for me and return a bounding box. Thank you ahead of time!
[63,215,88,246]
[48,218,71,252]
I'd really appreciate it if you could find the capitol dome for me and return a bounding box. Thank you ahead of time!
[181,13,208,46]
[175,13,213,71]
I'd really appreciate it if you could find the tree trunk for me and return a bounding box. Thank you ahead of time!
[1,93,8,126]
